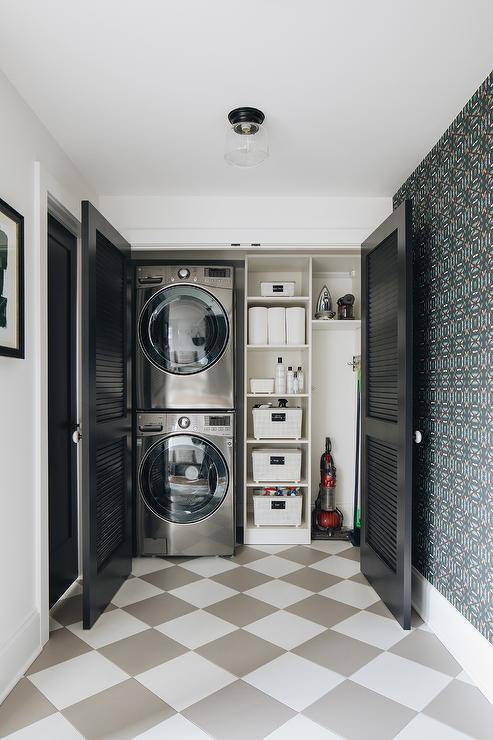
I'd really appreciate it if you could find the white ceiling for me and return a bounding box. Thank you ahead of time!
[0,0,492,197]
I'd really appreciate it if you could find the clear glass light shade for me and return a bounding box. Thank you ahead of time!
[224,120,269,167]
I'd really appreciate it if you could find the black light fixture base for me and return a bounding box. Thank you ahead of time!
[228,107,265,126]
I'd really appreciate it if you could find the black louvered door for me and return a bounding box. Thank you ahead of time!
[81,202,132,628]
[361,200,413,629]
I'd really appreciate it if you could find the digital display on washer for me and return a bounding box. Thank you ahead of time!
[204,268,231,278]
[207,416,231,428]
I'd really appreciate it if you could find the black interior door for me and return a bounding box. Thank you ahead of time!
[81,201,132,628]
[48,215,78,606]
[361,200,413,629]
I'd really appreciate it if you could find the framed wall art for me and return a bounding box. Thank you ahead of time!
[0,197,24,358]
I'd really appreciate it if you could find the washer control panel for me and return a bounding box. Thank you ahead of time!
[137,265,233,290]
[137,412,234,437]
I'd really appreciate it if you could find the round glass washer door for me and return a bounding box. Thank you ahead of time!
[139,284,229,375]
[139,434,229,524]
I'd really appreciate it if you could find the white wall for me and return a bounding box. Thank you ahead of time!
[99,195,392,248]
[0,70,95,701]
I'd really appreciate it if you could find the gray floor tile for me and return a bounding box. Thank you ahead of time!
[196,629,284,676]
[390,629,462,676]
[348,571,370,585]
[337,546,360,562]
[62,678,174,739]
[229,546,267,565]
[366,599,394,619]
[122,592,196,626]
[280,567,343,592]
[26,629,92,675]
[304,679,416,740]
[423,679,493,740]
[184,679,295,740]
[211,566,272,592]
[205,593,277,627]
[51,594,116,626]
[99,628,187,675]
[141,565,202,591]
[0,678,56,738]
[293,628,382,675]
[286,594,359,628]
[278,546,330,566]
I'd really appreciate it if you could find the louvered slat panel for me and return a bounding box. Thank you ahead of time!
[96,438,125,569]
[367,232,398,422]
[366,438,398,572]
[96,234,125,422]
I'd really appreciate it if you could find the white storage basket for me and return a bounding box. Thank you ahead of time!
[252,407,302,439]
[250,378,275,394]
[253,495,302,526]
[252,448,302,482]
[260,281,295,297]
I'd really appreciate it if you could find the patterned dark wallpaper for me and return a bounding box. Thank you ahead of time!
[394,72,493,641]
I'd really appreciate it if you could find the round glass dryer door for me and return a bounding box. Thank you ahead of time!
[139,285,229,375]
[140,434,229,524]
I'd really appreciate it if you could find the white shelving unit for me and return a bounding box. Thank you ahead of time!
[244,255,312,545]
[243,250,361,545]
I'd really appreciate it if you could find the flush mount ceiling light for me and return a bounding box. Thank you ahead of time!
[225,107,269,167]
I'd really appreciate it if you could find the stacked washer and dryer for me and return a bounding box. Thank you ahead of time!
[135,265,236,557]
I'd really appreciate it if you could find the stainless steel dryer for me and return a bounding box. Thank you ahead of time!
[136,265,234,410]
[136,412,235,557]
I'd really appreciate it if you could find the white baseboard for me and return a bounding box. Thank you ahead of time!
[412,567,493,704]
[0,610,42,704]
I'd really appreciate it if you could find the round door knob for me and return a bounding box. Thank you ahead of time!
[178,416,190,429]
[72,429,82,444]
[178,268,190,280]
[414,430,423,444]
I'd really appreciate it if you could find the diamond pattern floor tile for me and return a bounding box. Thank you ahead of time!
[183,680,295,740]
[61,678,175,739]
[135,652,235,711]
[9,545,483,740]
[196,629,284,676]
[244,652,344,711]
[156,609,238,649]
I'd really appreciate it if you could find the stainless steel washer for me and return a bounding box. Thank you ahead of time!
[136,265,234,410]
[136,412,235,557]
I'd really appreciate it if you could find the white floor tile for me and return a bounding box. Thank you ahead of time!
[265,714,344,739]
[4,713,84,739]
[67,608,148,648]
[136,652,235,711]
[309,555,360,578]
[393,713,473,739]
[169,578,238,608]
[308,541,353,555]
[320,579,380,609]
[244,555,304,578]
[131,557,174,577]
[111,577,163,607]
[244,652,344,711]
[244,609,326,650]
[179,557,238,577]
[245,580,312,608]
[134,713,211,739]
[331,610,406,649]
[28,651,128,710]
[156,609,238,649]
[351,652,452,711]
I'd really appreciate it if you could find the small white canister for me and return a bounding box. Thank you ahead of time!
[286,307,305,345]
[248,307,268,344]
[268,307,286,345]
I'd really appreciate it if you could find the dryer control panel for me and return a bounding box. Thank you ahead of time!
[136,265,234,290]
[137,412,234,437]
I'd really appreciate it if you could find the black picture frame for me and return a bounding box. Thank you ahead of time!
[0,197,24,358]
